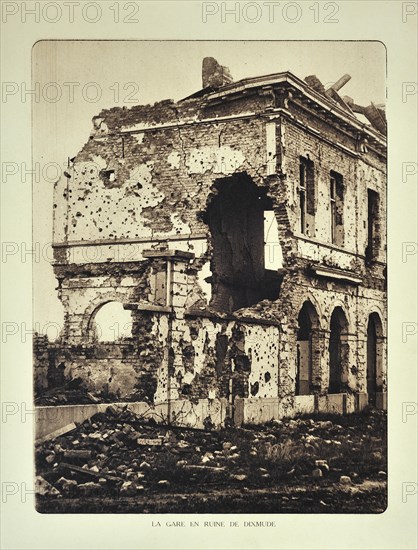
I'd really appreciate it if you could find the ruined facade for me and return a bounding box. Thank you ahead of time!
[42,58,387,427]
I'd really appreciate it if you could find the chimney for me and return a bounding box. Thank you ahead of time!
[202,57,233,89]
[304,75,326,95]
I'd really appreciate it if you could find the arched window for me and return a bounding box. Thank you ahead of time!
[367,312,384,405]
[90,301,132,342]
[296,301,319,395]
[328,307,349,394]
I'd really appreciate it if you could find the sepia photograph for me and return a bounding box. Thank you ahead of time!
[32,40,388,514]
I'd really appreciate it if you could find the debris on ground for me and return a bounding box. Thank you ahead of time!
[35,407,387,513]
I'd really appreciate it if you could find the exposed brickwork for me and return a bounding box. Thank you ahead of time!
[36,62,387,426]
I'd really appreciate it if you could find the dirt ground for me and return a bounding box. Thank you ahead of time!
[35,407,387,514]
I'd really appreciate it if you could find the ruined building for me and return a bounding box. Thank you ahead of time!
[41,58,387,428]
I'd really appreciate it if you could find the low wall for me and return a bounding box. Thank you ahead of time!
[36,391,387,440]
[376,392,387,411]
[317,394,347,414]
[294,395,316,415]
[35,398,229,440]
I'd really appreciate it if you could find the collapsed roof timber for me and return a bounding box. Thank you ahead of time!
[35,57,387,430]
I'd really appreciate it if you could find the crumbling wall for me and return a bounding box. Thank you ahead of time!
[38,311,169,401]
[272,100,386,411]
[169,313,282,416]
[48,66,386,423]
[54,104,268,247]
[33,333,51,394]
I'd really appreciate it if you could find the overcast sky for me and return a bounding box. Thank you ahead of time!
[32,40,386,334]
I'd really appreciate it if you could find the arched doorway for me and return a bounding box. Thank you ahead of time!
[367,312,383,405]
[296,301,319,395]
[329,307,348,394]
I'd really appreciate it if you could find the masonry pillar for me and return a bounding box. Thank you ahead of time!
[142,249,195,407]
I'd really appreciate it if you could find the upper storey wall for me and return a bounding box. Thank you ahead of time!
[53,99,270,245]
[53,83,386,273]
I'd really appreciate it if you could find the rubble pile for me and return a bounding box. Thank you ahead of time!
[35,408,387,512]
[35,378,145,406]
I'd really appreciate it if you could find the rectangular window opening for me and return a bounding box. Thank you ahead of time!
[330,171,344,246]
[299,157,315,236]
[366,189,380,262]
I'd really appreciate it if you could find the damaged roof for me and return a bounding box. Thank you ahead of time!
[182,57,387,137]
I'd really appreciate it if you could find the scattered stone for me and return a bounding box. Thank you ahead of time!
[35,476,61,497]
[45,452,56,464]
[61,462,121,482]
[56,477,77,493]
[176,460,187,467]
[63,450,92,460]
[315,460,330,472]
[317,421,333,429]
[222,442,232,451]
[312,468,323,479]
[201,452,214,463]
[340,475,352,485]
[164,431,177,443]
[378,471,387,478]
[271,420,283,427]
[140,461,151,469]
[228,453,240,460]
[88,432,103,440]
[231,474,247,481]
[157,480,170,486]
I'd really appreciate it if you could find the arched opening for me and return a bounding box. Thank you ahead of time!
[90,301,133,342]
[204,173,283,312]
[296,301,319,395]
[328,307,348,394]
[367,312,384,405]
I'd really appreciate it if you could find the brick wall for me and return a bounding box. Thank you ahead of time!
[47,76,387,420]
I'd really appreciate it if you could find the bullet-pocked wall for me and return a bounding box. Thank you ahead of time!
[271,93,386,413]
[42,62,387,425]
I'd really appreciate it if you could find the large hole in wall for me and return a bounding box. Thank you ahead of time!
[91,301,133,342]
[204,173,283,313]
